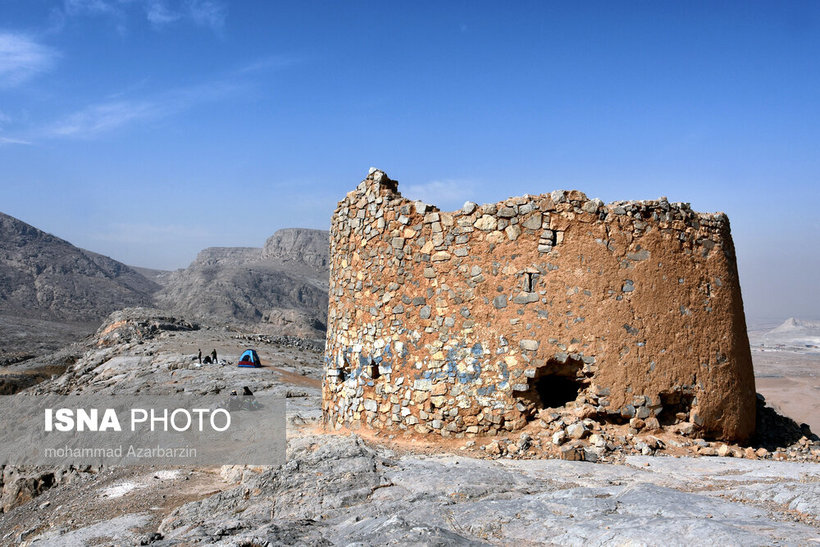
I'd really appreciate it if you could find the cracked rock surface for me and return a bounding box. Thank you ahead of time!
[154,434,819,546]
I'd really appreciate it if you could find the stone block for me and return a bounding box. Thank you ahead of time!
[504,224,521,240]
[560,444,584,461]
[567,422,587,439]
[474,215,498,231]
[519,339,539,351]
[414,379,432,391]
[522,214,542,230]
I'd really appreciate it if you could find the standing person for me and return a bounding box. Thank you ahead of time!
[198,349,202,364]
[211,349,218,364]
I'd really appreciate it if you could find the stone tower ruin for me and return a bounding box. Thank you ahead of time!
[323,169,756,441]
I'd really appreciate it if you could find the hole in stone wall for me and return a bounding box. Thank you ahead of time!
[535,375,585,408]
[338,352,356,382]
[523,272,537,292]
[516,356,588,417]
[657,390,694,426]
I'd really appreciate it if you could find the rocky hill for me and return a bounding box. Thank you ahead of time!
[154,228,329,338]
[0,212,160,322]
[0,212,164,359]
[262,228,329,271]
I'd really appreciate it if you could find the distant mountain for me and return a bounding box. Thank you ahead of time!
[0,213,329,357]
[0,212,160,323]
[129,265,173,287]
[749,317,820,352]
[261,228,329,271]
[768,317,820,334]
[154,228,329,338]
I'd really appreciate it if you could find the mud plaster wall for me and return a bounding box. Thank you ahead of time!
[323,170,757,442]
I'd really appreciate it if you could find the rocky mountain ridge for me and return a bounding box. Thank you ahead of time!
[0,212,330,358]
[154,228,329,338]
[0,212,160,323]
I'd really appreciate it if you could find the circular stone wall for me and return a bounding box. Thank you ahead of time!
[322,170,756,442]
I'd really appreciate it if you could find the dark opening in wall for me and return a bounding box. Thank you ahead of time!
[516,356,588,417]
[535,375,585,408]
[657,389,695,425]
[338,352,357,382]
[522,271,539,292]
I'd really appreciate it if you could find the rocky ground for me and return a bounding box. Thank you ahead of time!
[3,434,819,545]
[147,436,820,545]
[0,314,98,366]
[0,309,818,545]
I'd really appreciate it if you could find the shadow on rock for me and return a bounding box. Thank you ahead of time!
[748,393,818,451]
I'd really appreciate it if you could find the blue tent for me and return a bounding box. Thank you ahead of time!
[237,349,261,368]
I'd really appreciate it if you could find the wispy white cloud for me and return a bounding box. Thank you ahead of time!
[47,100,160,137]
[63,0,129,35]
[187,0,227,31]
[64,0,117,16]
[145,0,227,31]
[56,0,227,32]
[0,136,32,146]
[402,179,477,211]
[0,33,58,87]
[146,0,181,26]
[43,79,242,138]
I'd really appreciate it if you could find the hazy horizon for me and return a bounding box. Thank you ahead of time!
[1,1,818,324]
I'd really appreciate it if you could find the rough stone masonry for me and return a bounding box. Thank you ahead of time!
[323,169,756,442]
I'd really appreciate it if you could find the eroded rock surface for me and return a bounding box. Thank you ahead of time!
[152,435,820,546]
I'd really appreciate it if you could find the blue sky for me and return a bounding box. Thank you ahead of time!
[0,1,818,323]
